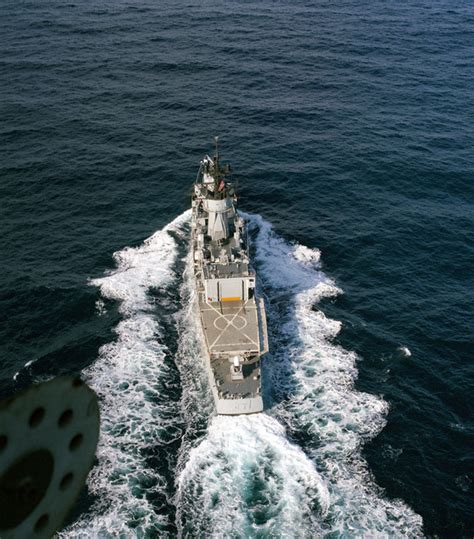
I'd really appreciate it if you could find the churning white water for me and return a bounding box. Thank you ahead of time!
[62,211,422,538]
[61,212,190,538]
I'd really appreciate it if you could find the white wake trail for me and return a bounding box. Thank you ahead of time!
[174,223,330,538]
[174,211,422,537]
[61,211,190,538]
[61,209,423,538]
[175,414,330,538]
[249,213,423,536]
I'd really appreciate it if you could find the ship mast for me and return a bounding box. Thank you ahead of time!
[213,136,220,191]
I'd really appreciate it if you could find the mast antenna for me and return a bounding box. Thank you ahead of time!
[214,136,220,189]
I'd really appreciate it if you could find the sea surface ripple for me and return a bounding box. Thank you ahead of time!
[1,1,473,537]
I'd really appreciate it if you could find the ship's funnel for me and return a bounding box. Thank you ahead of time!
[203,198,232,241]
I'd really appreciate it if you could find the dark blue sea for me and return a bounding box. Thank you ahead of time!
[1,1,473,537]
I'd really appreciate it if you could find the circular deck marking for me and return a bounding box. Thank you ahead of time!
[214,315,247,331]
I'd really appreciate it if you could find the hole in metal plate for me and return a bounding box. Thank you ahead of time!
[29,407,45,428]
[58,409,73,428]
[69,433,83,452]
[0,449,54,530]
[34,513,49,533]
[59,473,74,491]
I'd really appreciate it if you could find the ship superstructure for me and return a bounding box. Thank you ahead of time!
[191,139,268,415]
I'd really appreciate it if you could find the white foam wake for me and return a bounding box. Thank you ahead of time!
[172,240,330,538]
[61,209,423,537]
[175,414,330,538]
[248,213,423,536]
[179,253,326,535]
[61,211,190,538]
[174,211,422,537]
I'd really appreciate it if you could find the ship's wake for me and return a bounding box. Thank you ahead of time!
[246,214,423,536]
[175,213,422,537]
[176,414,330,537]
[173,248,329,537]
[62,211,423,538]
[60,211,191,538]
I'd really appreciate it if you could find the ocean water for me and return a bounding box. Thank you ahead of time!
[1,0,473,537]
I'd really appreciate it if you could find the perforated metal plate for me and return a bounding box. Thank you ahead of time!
[0,377,100,539]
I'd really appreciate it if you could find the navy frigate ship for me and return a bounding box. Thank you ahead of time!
[191,139,268,415]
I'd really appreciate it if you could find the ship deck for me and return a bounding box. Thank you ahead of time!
[211,356,261,398]
[198,299,261,355]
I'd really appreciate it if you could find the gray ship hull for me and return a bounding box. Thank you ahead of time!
[191,142,268,415]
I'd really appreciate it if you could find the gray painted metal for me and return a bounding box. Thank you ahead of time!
[191,146,268,415]
[199,301,260,355]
